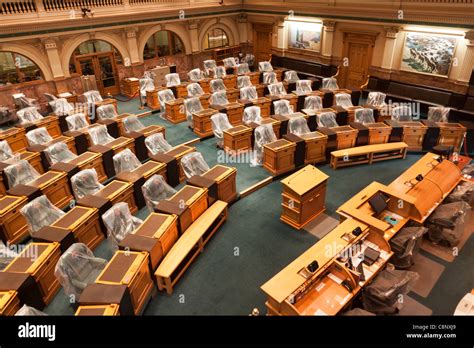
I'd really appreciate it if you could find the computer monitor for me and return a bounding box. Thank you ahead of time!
[368,192,388,216]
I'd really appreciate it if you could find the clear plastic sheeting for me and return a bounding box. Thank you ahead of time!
[50,98,74,116]
[322,77,339,90]
[96,104,117,120]
[288,116,310,136]
[165,73,181,87]
[391,105,413,122]
[0,241,18,271]
[26,127,53,146]
[240,86,258,101]
[187,83,205,97]
[183,97,203,126]
[20,195,65,234]
[317,112,339,128]
[70,169,104,200]
[284,70,299,83]
[335,93,353,109]
[243,106,262,124]
[367,92,387,107]
[188,68,203,82]
[237,63,250,75]
[16,107,43,125]
[213,66,226,79]
[0,140,20,162]
[389,226,427,269]
[54,243,107,298]
[15,305,47,316]
[113,148,141,174]
[181,152,210,179]
[252,124,277,166]
[102,202,143,251]
[13,94,37,108]
[354,108,376,124]
[139,77,155,103]
[445,181,474,207]
[296,80,312,94]
[362,266,419,314]
[241,54,255,66]
[223,57,237,68]
[4,160,40,187]
[426,201,470,247]
[158,89,175,111]
[274,99,293,115]
[88,125,115,145]
[44,142,77,165]
[428,106,450,123]
[123,116,145,133]
[462,164,474,179]
[210,79,227,93]
[304,95,322,111]
[203,59,217,72]
[258,61,273,72]
[237,75,252,89]
[83,90,103,104]
[211,113,232,148]
[66,113,89,131]
[145,133,172,155]
[263,72,277,85]
[0,107,13,124]
[268,82,286,97]
[142,174,177,212]
[210,91,229,106]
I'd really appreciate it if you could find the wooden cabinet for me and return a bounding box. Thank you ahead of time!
[68,151,107,183]
[36,116,62,139]
[280,165,329,229]
[212,45,241,64]
[198,79,212,94]
[263,139,296,176]
[193,109,217,138]
[169,186,208,222]
[298,131,328,164]
[165,98,186,124]
[226,88,240,103]
[223,75,237,90]
[212,102,243,127]
[202,165,237,203]
[75,304,120,316]
[21,151,44,174]
[437,122,466,152]
[0,195,29,245]
[332,126,358,150]
[223,125,253,153]
[366,122,392,145]
[146,88,161,111]
[175,84,189,98]
[95,251,154,315]
[28,171,73,210]
[121,78,139,98]
[397,121,428,152]
[258,118,281,138]
[0,127,27,153]
[165,145,196,183]
[0,291,20,316]
[253,97,271,118]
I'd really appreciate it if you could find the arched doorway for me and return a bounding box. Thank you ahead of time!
[69,40,122,95]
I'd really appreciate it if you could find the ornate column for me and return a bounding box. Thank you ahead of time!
[322,21,336,58]
[188,20,200,53]
[381,26,400,70]
[276,19,287,50]
[458,31,474,83]
[41,38,64,78]
[237,14,249,44]
[124,27,140,65]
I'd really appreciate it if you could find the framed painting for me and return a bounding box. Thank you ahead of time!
[288,21,322,52]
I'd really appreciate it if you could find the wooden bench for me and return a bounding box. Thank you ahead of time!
[330,142,408,169]
[154,200,228,294]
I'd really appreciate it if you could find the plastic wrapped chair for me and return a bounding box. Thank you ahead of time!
[15,305,47,316]
[322,77,339,90]
[145,133,172,155]
[240,86,258,101]
[243,106,262,124]
[296,80,312,94]
[223,57,237,68]
[16,107,43,125]
[362,266,419,314]
[317,112,339,128]
[203,59,217,72]
[428,106,450,123]
[242,54,255,67]
[284,70,299,83]
[0,107,13,125]
[123,116,145,133]
[274,99,293,115]
[113,148,141,174]
[389,227,427,269]
[158,89,175,112]
[237,75,252,89]
[304,95,322,111]
[335,93,353,108]
[0,140,20,162]
[355,108,376,124]
[258,61,273,72]
[165,73,181,87]
[44,142,76,166]
[102,202,143,251]
[4,160,40,187]
[143,70,155,80]
[88,125,115,145]
[252,124,277,166]
[96,104,117,120]
[426,201,470,247]
[139,77,155,104]
[66,113,89,131]
[367,92,386,108]
[263,72,277,85]
[211,113,232,148]
[237,63,250,75]
[187,83,205,97]
[20,195,65,234]
[181,152,210,179]
[213,66,226,79]
[391,105,413,122]
[210,79,227,93]
[142,174,177,212]
[83,90,103,104]
[50,98,74,116]
[70,169,104,200]
[210,91,229,106]
[26,127,52,146]
[288,116,310,136]
[184,97,203,127]
[0,241,18,271]
[188,68,203,82]
[13,93,37,108]
[445,181,474,208]
[268,82,286,97]
[54,243,107,299]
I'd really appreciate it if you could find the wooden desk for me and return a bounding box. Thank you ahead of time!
[222,75,237,89]
[169,185,208,222]
[68,151,107,183]
[385,120,428,151]
[122,78,139,98]
[364,122,392,145]
[263,139,296,176]
[165,145,196,183]
[0,290,20,316]
[193,109,218,138]
[437,122,466,152]
[94,180,137,214]
[202,165,237,203]
[223,125,253,153]
[298,131,328,164]
[1,126,29,152]
[0,195,29,245]
[104,137,135,155]
[165,98,186,124]
[75,304,120,316]
[27,170,73,209]
[211,102,244,127]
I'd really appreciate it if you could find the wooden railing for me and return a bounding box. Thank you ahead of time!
[0,1,37,15]
[129,0,188,4]
[42,0,123,11]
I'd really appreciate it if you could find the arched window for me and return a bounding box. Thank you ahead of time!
[143,31,184,60]
[207,28,229,49]
[69,40,122,74]
[0,51,44,86]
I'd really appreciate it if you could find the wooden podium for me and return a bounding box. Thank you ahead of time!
[280,165,329,229]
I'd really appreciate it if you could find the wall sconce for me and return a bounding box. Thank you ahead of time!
[81,7,94,18]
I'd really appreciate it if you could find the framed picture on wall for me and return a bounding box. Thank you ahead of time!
[401,32,457,77]
[288,21,322,52]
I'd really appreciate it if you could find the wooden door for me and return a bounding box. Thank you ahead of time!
[75,52,120,95]
[253,24,273,63]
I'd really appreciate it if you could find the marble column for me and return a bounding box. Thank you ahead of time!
[322,21,336,58]
[188,20,200,53]
[237,14,249,44]
[381,26,399,70]
[458,31,474,83]
[125,27,140,65]
[42,38,64,78]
